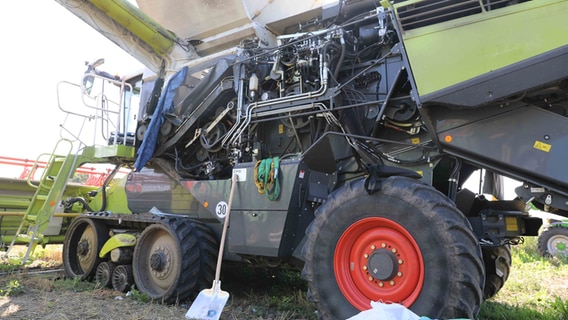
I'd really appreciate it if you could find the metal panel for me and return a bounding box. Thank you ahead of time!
[228,209,288,256]
[439,106,568,187]
[182,160,312,257]
[398,0,568,98]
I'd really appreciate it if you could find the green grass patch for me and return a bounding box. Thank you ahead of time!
[0,279,24,297]
[479,236,568,319]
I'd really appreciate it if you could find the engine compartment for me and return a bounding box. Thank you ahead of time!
[135,3,429,180]
[132,0,568,220]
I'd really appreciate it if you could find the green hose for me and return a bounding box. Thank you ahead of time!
[254,157,280,201]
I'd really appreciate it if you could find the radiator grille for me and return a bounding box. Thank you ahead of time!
[396,0,526,31]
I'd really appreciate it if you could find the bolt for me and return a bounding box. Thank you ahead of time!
[379,282,384,287]
[364,254,369,259]
[398,259,403,265]
[368,276,373,281]
[381,243,386,248]
[392,248,397,254]
[397,272,402,277]
[390,281,395,286]
[371,245,376,250]
[363,265,368,271]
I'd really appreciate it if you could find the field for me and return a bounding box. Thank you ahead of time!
[1,237,568,320]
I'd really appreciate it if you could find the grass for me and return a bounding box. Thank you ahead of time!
[478,236,568,320]
[220,264,318,319]
[2,239,568,319]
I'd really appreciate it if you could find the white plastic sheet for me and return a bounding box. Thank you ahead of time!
[346,301,421,320]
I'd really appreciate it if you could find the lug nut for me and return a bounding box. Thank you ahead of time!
[392,248,397,253]
[398,259,403,264]
[363,265,368,271]
[397,272,402,277]
[364,254,369,259]
[368,276,374,281]
[390,280,395,286]
[381,243,386,248]
[371,245,376,250]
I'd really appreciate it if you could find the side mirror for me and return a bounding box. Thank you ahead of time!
[81,58,118,97]
[82,74,95,95]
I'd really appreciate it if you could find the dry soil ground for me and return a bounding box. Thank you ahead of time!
[0,245,315,320]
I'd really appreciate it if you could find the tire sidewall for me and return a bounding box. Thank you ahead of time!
[63,217,108,280]
[133,223,184,300]
[539,226,568,257]
[306,177,475,319]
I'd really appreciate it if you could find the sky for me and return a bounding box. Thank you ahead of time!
[0,1,144,177]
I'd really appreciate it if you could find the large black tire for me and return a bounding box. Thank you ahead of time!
[482,245,511,299]
[63,217,109,281]
[192,222,218,294]
[302,177,484,319]
[538,226,568,258]
[132,218,201,303]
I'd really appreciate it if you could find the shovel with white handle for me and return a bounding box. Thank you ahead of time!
[185,173,238,320]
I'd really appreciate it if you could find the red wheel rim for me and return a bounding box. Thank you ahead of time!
[334,217,424,310]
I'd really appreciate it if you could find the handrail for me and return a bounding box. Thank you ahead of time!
[25,139,74,189]
[56,72,135,148]
[0,155,129,186]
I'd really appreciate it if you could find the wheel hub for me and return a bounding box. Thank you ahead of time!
[150,252,166,271]
[368,249,398,281]
[149,246,172,278]
[334,217,424,310]
[550,236,568,254]
[77,240,90,256]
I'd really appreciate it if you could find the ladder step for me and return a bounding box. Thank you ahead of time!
[15,233,43,243]
[35,194,49,201]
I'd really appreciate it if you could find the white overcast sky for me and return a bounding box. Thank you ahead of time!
[0,1,143,168]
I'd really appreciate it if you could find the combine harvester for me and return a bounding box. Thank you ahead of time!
[3,0,568,318]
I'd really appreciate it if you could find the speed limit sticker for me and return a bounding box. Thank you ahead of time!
[215,201,228,218]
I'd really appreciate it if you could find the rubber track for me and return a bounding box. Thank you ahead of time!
[166,217,201,303]
[191,221,218,294]
[83,212,209,304]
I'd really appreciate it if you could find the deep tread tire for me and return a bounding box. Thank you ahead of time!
[192,222,218,294]
[482,245,511,299]
[302,177,484,319]
[63,217,109,281]
[538,226,568,258]
[133,218,201,304]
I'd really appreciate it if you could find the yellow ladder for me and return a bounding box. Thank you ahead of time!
[5,140,135,263]
[5,139,79,262]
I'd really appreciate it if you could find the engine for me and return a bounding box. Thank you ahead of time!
[134,3,429,180]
